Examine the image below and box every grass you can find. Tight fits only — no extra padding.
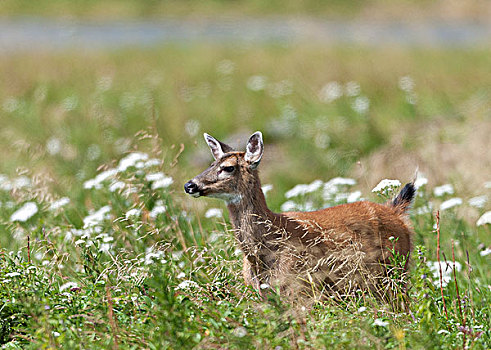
[1,0,489,20]
[1,45,489,195]
[0,44,490,348]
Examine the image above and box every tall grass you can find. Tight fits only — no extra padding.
[0,144,489,348]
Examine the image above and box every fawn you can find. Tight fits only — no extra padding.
[185,132,416,301]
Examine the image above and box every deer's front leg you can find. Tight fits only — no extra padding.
[244,254,274,298]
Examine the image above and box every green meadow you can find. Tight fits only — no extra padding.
[0,43,490,348]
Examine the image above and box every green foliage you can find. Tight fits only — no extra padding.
[0,149,489,348]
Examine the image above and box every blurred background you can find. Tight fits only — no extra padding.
[0,0,490,211]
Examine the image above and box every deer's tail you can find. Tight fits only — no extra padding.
[391,181,416,213]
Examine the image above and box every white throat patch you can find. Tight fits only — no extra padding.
[209,192,243,205]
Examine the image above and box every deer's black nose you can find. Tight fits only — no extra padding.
[184,181,200,196]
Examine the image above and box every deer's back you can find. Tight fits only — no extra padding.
[282,201,413,260]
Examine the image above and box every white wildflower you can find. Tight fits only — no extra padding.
[205,208,223,219]
[83,205,111,228]
[285,184,309,198]
[347,191,362,203]
[109,181,125,192]
[281,201,297,212]
[83,178,99,190]
[319,81,342,103]
[60,282,78,292]
[314,132,330,149]
[13,176,31,189]
[3,97,19,113]
[357,306,366,313]
[415,203,433,215]
[351,96,370,114]
[414,174,428,189]
[480,248,491,257]
[96,75,113,92]
[125,208,141,220]
[74,239,85,246]
[373,319,389,327]
[440,198,462,211]
[87,144,101,161]
[345,81,360,97]
[216,59,235,75]
[71,228,88,237]
[334,192,350,202]
[437,329,450,335]
[62,95,78,111]
[83,168,118,189]
[185,120,200,137]
[152,177,173,189]
[372,179,401,193]
[232,326,248,338]
[208,232,219,243]
[476,211,491,226]
[10,202,38,222]
[103,236,114,243]
[398,76,415,92]
[149,201,166,219]
[94,168,117,183]
[405,92,417,105]
[144,158,161,168]
[145,172,165,182]
[0,174,13,191]
[146,172,173,189]
[118,152,149,172]
[326,177,356,187]
[427,260,462,287]
[433,184,454,197]
[468,195,487,208]
[285,180,323,198]
[145,250,166,265]
[262,184,273,196]
[5,272,21,277]
[171,251,183,260]
[176,280,198,290]
[247,75,267,91]
[49,197,70,211]
[114,138,131,154]
[260,283,270,290]
[99,243,112,253]
[323,177,357,200]
[136,162,145,169]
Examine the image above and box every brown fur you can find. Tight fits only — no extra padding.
[186,134,414,301]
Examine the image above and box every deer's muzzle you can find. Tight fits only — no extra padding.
[184,180,201,197]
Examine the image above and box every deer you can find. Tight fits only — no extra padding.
[184,131,416,301]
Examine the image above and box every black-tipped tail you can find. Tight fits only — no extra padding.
[392,182,416,212]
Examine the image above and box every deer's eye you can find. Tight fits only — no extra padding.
[222,166,235,173]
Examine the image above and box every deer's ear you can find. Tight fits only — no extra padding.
[204,133,234,160]
[245,131,264,169]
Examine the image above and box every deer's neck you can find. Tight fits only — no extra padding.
[226,174,282,253]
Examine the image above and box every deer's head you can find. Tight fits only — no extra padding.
[184,132,264,204]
